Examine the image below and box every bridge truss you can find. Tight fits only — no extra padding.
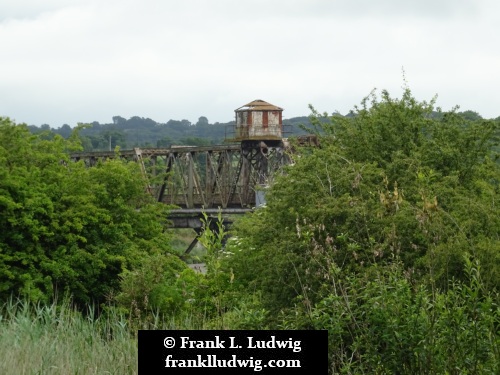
[70,140,291,209]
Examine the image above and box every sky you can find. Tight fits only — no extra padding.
[1,0,499,127]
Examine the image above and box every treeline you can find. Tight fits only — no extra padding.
[27,115,312,151]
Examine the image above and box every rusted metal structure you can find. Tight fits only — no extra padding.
[71,143,289,254]
[226,99,287,142]
[71,143,289,209]
[70,100,295,252]
[72,100,291,209]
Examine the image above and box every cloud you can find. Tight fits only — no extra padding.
[1,0,499,126]
[0,0,89,21]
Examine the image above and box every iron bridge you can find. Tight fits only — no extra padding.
[71,140,291,252]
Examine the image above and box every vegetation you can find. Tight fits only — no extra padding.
[0,299,136,375]
[0,119,185,308]
[1,87,499,374]
[226,89,500,310]
[221,88,500,372]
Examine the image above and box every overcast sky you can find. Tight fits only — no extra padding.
[1,0,499,127]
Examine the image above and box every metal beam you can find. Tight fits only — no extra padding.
[71,142,290,209]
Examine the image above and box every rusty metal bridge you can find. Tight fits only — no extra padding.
[71,140,289,209]
[71,140,291,252]
[69,99,320,253]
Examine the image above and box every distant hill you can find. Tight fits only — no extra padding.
[27,115,314,151]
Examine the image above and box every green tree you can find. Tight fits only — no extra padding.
[0,117,181,306]
[101,129,127,150]
[458,110,483,121]
[195,116,209,126]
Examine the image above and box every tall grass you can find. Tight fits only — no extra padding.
[0,299,137,375]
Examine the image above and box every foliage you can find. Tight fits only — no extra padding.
[195,211,237,328]
[0,117,181,306]
[274,259,498,374]
[213,88,500,372]
[225,88,500,311]
[166,211,271,330]
[114,266,212,331]
[115,253,190,319]
[116,210,248,330]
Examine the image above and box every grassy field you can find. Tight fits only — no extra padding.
[0,299,137,375]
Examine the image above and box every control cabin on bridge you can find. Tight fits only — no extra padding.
[227,99,285,147]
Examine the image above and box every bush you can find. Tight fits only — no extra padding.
[296,259,499,374]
